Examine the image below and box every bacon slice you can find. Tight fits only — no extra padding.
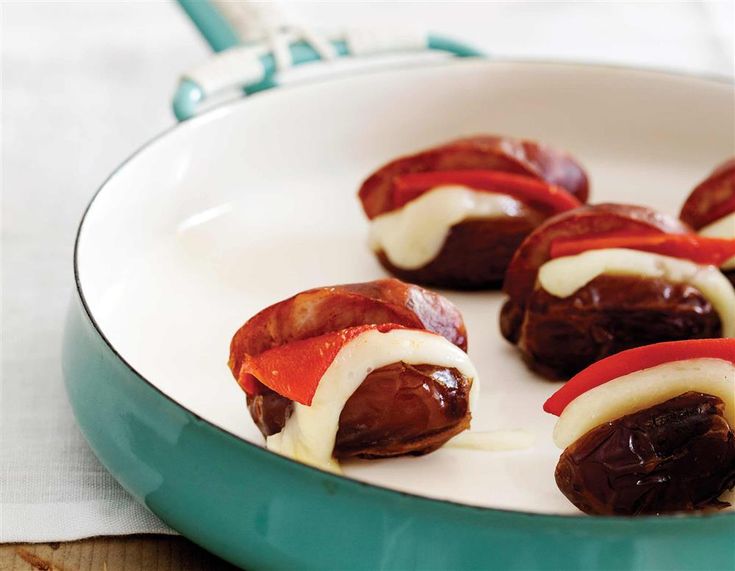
[503,203,691,303]
[680,158,735,230]
[358,135,589,219]
[229,279,467,389]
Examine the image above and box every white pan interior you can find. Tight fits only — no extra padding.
[77,60,735,515]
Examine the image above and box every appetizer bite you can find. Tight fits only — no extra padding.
[680,158,735,285]
[545,339,735,515]
[228,279,478,472]
[500,203,735,379]
[359,136,589,289]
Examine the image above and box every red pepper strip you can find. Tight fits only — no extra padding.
[391,171,581,214]
[550,233,735,267]
[544,338,735,416]
[238,323,406,406]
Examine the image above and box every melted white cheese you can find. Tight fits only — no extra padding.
[266,329,479,473]
[553,358,735,449]
[445,430,536,451]
[699,211,735,270]
[538,248,735,337]
[368,185,525,270]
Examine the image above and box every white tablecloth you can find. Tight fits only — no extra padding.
[1,0,732,543]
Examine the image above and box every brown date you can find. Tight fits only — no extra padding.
[500,275,722,380]
[376,212,545,290]
[247,362,472,459]
[555,392,735,515]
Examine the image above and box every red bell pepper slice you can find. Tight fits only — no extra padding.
[544,338,735,416]
[237,323,406,406]
[391,170,581,214]
[550,234,735,266]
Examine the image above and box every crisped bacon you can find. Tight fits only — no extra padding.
[229,278,467,379]
[680,158,735,230]
[358,135,589,219]
[502,203,691,303]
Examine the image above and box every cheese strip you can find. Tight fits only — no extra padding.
[445,430,535,451]
[553,358,735,449]
[538,248,735,337]
[266,328,479,473]
[369,185,524,269]
[700,211,735,270]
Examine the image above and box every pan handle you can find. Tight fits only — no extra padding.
[172,0,484,121]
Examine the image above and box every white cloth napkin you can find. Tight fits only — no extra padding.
[1,0,732,544]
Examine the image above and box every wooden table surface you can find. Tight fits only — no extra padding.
[0,537,239,571]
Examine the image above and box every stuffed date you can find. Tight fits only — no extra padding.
[500,203,735,379]
[680,158,735,285]
[545,339,735,515]
[228,279,478,471]
[359,135,589,289]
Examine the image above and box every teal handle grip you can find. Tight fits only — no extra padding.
[173,0,484,121]
[178,0,241,53]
